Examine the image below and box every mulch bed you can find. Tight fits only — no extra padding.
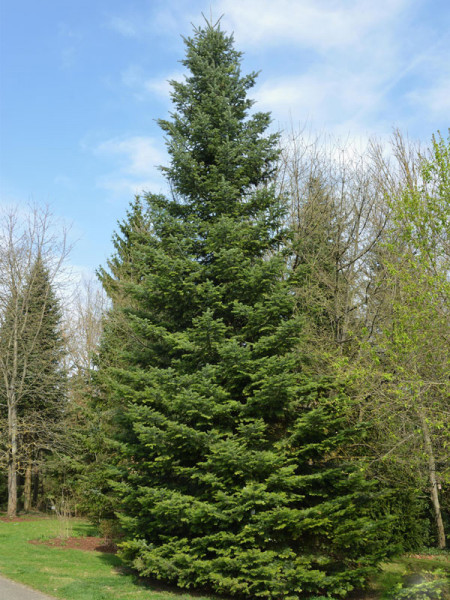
[29,536,117,554]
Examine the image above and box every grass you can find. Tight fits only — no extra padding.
[0,515,215,600]
[0,515,448,599]
[366,553,450,599]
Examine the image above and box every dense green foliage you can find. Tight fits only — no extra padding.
[94,23,394,599]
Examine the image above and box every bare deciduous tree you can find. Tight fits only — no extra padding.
[64,278,108,384]
[0,205,70,517]
[277,129,389,351]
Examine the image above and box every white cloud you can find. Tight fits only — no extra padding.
[218,0,407,51]
[106,1,198,39]
[222,0,447,139]
[97,176,167,197]
[407,77,450,118]
[95,136,166,176]
[425,79,450,116]
[121,66,184,101]
[254,62,392,138]
[107,0,448,144]
[206,0,417,140]
[403,36,450,121]
[92,136,168,197]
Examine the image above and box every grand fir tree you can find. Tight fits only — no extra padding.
[97,22,392,598]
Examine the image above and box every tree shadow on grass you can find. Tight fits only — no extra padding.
[97,552,233,600]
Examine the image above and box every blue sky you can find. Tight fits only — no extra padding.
[1,0,449,279]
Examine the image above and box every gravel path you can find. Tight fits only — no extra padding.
[0,575,57,600]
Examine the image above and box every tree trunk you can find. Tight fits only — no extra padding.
[7,403,18,518]
[419,409,446,549]
[24,461,32,512]
[32,462,40,508]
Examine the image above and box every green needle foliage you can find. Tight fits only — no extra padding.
[96,22,392,599]
[19,256,67,417]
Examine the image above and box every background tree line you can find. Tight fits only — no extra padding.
[0,21,448,599]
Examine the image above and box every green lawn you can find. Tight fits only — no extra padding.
[369,553,450,599]
[0,516,448,600]
[0,516,215,600]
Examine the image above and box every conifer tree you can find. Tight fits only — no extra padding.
[0,254,67,514]
[97,22,392,598]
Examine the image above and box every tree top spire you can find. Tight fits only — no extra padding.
[200,9,224,31]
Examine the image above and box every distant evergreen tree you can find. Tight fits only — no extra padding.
[20,255,66,412]
[289,176,343,338]
[0,255,67,512]
[97,22,392,598]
